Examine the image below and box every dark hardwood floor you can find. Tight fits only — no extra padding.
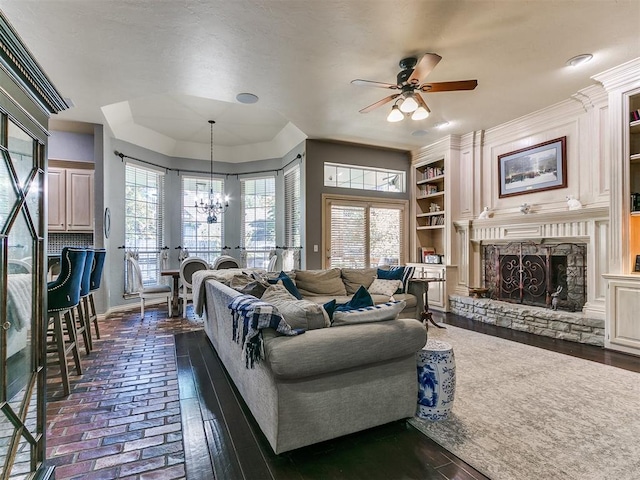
[176,312,640,480]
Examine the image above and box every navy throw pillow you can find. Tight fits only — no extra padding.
[335,285,374,312]
[323,299,337,321]
[267,271,302,300]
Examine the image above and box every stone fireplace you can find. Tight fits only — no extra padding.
[450,207,609,346]
[483,241,586,311]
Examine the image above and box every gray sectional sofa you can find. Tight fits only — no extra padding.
[200,267,427,454]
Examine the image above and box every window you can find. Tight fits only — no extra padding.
[284,165,301,248]
[125,164,164,284]
[325,195,407,268]
[241,177,276,268]
[324,162,405,193]
[181,176,224,264]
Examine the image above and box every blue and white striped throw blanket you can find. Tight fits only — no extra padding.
[228,295,305,368]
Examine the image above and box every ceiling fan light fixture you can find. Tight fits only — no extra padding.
[411,105,430,120]
[399,94,419,113]
[387,105,404,122]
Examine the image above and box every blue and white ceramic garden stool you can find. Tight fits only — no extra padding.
[416,339,456,421]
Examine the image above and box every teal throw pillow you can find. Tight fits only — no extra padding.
[322,299,337,321]
[335,285,374,312]
[267,271,302,300]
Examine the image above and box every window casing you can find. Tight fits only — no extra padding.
[181,176,224,264]
[324,195,407,269]
[124,164,165,284]
[241,176,276,268]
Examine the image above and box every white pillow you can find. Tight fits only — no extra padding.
[368,278,402,298]
[332,300,406,326]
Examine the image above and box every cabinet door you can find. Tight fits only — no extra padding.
[606,277,640,354]
[47,167,66,231]
[66,169,94,231]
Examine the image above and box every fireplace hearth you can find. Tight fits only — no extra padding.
[483,242,586,311]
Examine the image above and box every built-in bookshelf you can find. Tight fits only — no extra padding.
[629,94,640,271]
[415,158,445,258]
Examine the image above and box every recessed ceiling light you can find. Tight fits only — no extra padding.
[236,92,259,104]
[411,130,428,137]
[566,54,593,67]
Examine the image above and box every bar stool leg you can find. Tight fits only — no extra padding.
[51,311,71,397]
[65,309,83,375]
[73,303,92,355]
[80,296,94,351]
[88,292,100,339]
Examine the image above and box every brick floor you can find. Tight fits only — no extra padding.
[46,305,203,480]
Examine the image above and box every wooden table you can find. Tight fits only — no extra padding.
[160,269,180,316]
[409,277,446,329]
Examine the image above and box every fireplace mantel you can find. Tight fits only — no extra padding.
[463,205,609,243]
[452,205,609,321]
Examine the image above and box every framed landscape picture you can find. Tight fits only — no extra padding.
[498,136,567,198]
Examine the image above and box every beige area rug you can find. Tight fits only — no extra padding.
[409,325,640,480]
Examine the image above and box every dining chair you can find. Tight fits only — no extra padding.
[179,257,209,318]
[126,255,172,318]
[46,247,87,397]
[211,255,240,270]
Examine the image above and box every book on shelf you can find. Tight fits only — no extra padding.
[426,184,438,194]
[631,109,640,122]
[421,166,445,180]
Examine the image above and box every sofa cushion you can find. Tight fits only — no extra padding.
[262,285,329,330]
[294,268,346,296]
[392,293,417,309]
[332,300,406,326]
[340,267,377,295]
[368,278,401,298]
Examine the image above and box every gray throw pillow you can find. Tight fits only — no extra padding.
[262,285,329,330]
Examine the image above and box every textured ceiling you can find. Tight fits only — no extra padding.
[1,0,639,161]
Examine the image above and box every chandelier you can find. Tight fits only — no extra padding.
[195,120,229,223]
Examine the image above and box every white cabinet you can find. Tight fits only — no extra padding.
[603,275,640,354]
[48,164,94,232]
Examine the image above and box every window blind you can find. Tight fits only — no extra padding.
[241,176,276,269]
[181,175,224,263]
[326,196,407,269]
[284,165,301,248]
[124,163,165,285]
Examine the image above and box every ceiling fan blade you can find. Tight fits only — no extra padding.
[415,93,430,110]
[420,80,478,93]
[351,79,400,89]
[407,53,442,85]
[359,94,400,113]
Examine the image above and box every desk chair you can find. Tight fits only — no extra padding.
[47,247,86,397]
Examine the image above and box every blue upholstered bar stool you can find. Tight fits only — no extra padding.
[85,248,106,340]
[75,248,95,354]
[47,247,87,397]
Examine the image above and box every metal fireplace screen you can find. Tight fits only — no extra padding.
[483,242,586,311]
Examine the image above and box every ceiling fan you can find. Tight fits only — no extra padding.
[351,53,478,122]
